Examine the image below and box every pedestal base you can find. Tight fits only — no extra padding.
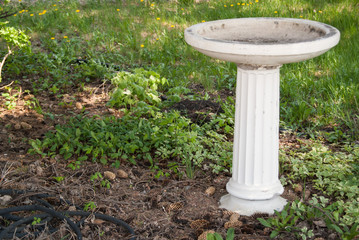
[219,194,287,216]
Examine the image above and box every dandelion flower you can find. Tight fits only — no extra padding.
[14,14,17,16]
[64,36,68,39]
[151,3,154,7]
[224,5,227,7]
[242,3,245,5]
[274,11,278,13]
[117,9,120,11]
[141,0,144,2]
[170,25,174,28]
[140,44,145,48]
[76,10,80,13]
[156,17,160,20]
[55,9,58,11]
[53,4,56,6]
[300,15,303,18]
[255,0,259,2]
[319,10,322,13]
[237,3,240,5]
[156,38,159,41]
[230,4,234,7]
[202,20,205,22]
[51,37,55,40]
[30,14,34,16]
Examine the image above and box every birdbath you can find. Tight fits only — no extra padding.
[184,18,340,215]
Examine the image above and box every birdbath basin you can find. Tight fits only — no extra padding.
[185,18,340,216]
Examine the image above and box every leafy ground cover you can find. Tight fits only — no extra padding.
[0,0,359,239]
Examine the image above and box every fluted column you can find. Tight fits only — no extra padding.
[226,64,284,200]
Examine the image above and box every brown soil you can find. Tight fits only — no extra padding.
[0,81,334,239]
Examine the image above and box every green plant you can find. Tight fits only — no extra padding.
[83,201,97,211]
[1,85,18,109]
[90,172,111,189]
[108,68,167,109]
[206,228,234,240]
[0,21,30,81]
[52,176,64,183]
[31,217,41,226]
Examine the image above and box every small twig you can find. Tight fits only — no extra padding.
[0,80,14,90]
[0,46,12,81]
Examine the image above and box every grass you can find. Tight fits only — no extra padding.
[1,0,359,238]
[5,0,358,140]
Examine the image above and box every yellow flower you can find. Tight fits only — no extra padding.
[181,8,184,10]
[230,4,234,7]
[76,10,80,13]
[25,10,28,12]
[140,44,144,48]
[39,13,42,15]
[202,20,205,22]
[30,14,34,16]
[66,40,70,42]
[64,36,68,39]
[274,11,278,13]
[319,10,322,13]
[51,37,55,40]
[43,10,47,14]
[53,4,56,6]
[224,4,227,7]
[117,9,120,11]
[55,9,58,11]
[14,14,17,16]
[141,0,144,1]
[156,38,159,41]
[151,3,154,7]
[170,25,174,28]
[242,3,245,5]
[237,3,240,5]
[156,17,160,20]
[255,0,259,2]
[300,15,303,18]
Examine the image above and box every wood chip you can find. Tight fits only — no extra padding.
[190,219,210,230]
[224,220,243,229]
[168,202,183,212]
[229,213,240,222]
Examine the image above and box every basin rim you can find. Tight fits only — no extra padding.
[184,17,340,60]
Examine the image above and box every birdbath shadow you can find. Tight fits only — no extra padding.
[185,18,340,216]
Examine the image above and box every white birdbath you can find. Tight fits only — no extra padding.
[184,18,340,215]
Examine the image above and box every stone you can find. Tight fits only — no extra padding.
[116,169,128,179]
[104,171,116,180]
[0,195,12,205]
[205,186,216,196]
[75,102,83,110]
[20,122,32,130]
